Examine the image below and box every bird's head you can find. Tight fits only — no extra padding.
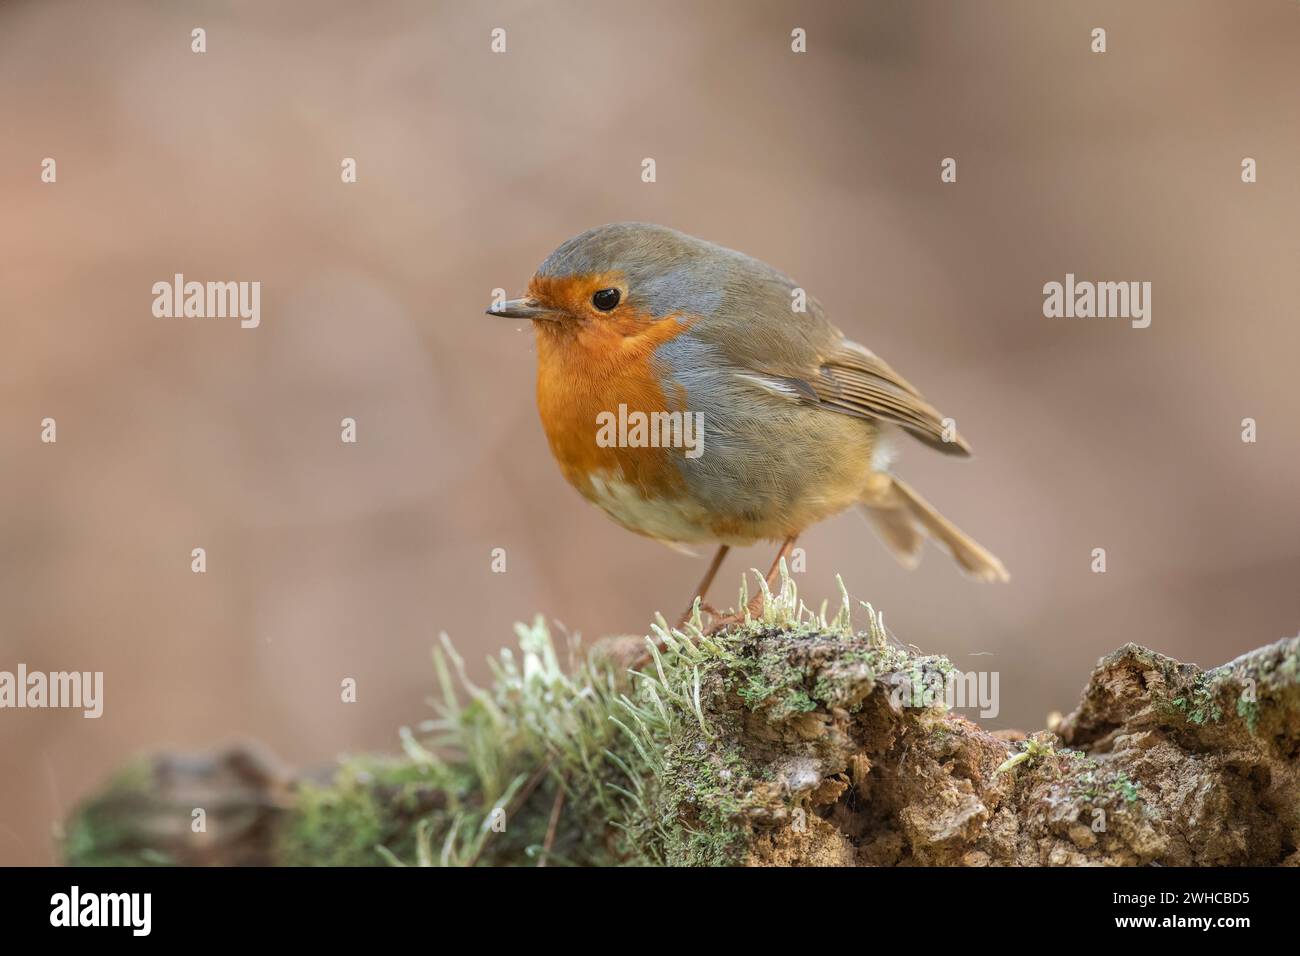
[486,222,732,330]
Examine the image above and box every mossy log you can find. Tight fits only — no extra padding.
[63,576,1300,866]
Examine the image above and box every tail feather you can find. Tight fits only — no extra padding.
[860,476,1009,582]
[862,504,924,569]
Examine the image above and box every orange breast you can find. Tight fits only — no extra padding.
[534,313,692,506]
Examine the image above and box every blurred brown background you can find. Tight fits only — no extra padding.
[2,0,1298,864]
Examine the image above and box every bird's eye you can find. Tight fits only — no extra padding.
[592,288,621,311]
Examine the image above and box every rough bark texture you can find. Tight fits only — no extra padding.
[62,608,1300,867]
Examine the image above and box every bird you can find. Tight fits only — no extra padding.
[487,222,1008,624]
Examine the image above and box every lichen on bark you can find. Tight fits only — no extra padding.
[62,572,1300,867]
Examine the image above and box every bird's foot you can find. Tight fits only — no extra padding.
[700,595,766,635]
[675,601,724,631]
[700,560,788,633]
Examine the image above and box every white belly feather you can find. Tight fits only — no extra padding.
[586,471,713,548]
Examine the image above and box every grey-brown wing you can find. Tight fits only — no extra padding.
[733,339,972,456]
[812,341,971,455]
[690,258,972,455]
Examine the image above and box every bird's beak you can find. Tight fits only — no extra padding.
[486,296,554,320]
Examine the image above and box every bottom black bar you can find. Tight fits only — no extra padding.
[0,865,1289,941]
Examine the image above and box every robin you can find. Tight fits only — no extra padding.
[488,222,1008,623]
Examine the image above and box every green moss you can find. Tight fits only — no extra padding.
[1109,772,1141,804]
[1071,767,1141,806]
[279,765,395,866]
[1236,695,1261,734]
[1170,673,1225,726]
[657,730,754,866]
[737,671,780,710]
[783,689,819,714]
[731,645,822,717]
[995,736,1056,775]
[1198,636,1300,739]
[277,755,471,866]
[61,760,175,866]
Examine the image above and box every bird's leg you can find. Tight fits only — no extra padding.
[744,535,799,619]
[630,545,728,670]
[676,544,729,628]
[764,536,799,589]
